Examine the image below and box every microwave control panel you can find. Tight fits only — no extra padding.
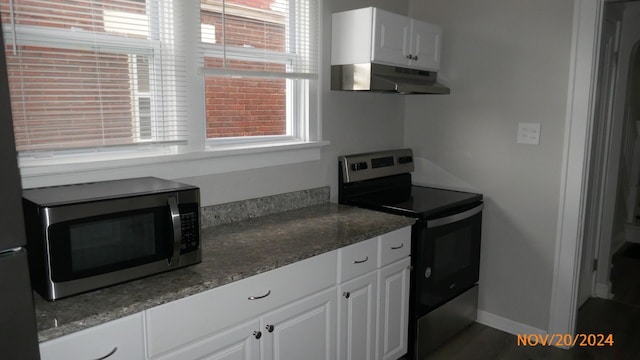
[180,211,199,253]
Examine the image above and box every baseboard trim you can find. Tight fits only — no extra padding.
[594,282,613,299]
[476,310,547,336]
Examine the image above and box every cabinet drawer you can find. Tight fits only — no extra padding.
[378,226,411,267]
[39,313,144,360]
[146,250,337,358]
[338,237,378,283]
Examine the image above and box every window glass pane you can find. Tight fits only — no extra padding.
[205,75,286,138]
[201,0,300,140]
[1,0,150,38]
[201,0,287,55]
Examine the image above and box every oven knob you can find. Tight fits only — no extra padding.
[424,267,432,279]
[398,156,413,164]
[351,162,368,171]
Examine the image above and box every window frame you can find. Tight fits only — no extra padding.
[2,0,324,188]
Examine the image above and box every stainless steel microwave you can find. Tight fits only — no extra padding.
[22,177,201,301]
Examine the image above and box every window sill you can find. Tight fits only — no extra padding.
[20,140,330,189]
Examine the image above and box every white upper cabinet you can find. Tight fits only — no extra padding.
[407,17,442,71]
[332,7,442,71]
[371,9,412,67]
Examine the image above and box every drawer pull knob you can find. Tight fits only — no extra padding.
[343,291,350,299]
[353,256,369,264]
[253,331,262,339]
[391,243,404,250]
[266,324,275,333]
[93,347,118,360]
[248,290,271,300]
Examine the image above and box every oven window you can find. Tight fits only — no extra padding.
[433,227,472,283]
[69,213,157,272]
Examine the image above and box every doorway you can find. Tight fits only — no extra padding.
[581,0,640,309]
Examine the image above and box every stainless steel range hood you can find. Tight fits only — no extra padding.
[331,63,450,95]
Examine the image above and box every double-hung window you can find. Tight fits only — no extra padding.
[1,0,186,154]
[200,0,319,144]
[1,0,321,185]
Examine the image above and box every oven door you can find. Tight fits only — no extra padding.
[415,202,483,313]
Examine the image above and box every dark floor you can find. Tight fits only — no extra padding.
[403,243,640,360]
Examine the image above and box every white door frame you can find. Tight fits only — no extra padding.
[578,4,623,307]
[548,0,605,336]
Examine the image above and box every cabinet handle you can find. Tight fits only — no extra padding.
[413,55,419,61]
[92,347,118,360]
[406,54,412,60]
[352,256,368,264]
[266,324,275,333]
[248,290,271,300]
[391,243,404,250]
[343,291,350,299]
[253,331,262,339]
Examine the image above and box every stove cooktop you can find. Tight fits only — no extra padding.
[347,185,482,220]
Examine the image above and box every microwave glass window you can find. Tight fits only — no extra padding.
[48,207,170,281]
[433,226,471,283]
[69,213,156,272]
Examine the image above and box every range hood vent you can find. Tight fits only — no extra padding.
[331,63,450,95]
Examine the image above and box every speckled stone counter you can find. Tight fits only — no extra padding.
[34,203,414,342]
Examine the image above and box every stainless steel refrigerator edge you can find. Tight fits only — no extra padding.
[0,25,42,359]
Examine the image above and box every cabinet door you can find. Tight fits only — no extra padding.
[337,271,378,360]
[372,8,411,67]
[410,19,442,71]
[146,251,337,358]
[152,319,260,360]
[39,313,144,360]
[377,257,411,360]
[262,287,336,360]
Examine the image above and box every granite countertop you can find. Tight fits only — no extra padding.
[34,203,415,342]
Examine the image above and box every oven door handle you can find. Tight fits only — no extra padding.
[427,203,483,228]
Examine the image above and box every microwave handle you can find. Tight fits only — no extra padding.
[427,203,483,229]
[168,196,182,267]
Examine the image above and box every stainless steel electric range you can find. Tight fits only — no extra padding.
[339,148,483,360]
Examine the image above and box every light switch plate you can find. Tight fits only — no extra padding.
[517,123,541,145]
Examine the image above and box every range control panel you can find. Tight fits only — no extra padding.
[339,148,414,183]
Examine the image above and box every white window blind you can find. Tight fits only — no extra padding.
[200,0,319,79]
[1,0,187,154]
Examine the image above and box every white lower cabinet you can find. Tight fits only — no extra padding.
[337,271,378,360]
[39,313,145,360]
[262,287,336,360]
[155,287,335,360]
[37,226,412,360]
[377,257,411,360]
[153,318,260,360]
[337,226,412,360]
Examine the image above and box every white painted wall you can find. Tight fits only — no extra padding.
[405,0,574,331]
[178,0,410,206]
